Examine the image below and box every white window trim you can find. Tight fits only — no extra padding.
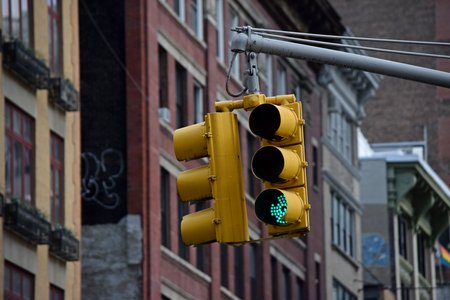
[276,66,286,95]
[176,0,186,22]
[215,0,224,62]
[229,7,239,78]
[194,81,204,123]
[192,0,203,39]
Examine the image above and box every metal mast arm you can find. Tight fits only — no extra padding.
[231,30,450,88]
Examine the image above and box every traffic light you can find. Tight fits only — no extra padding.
[249,96,310,237]
[173,112,249,246]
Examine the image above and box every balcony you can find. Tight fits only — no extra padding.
[48,78,79,112]
[50,228,80,261]
[3,40,50,89]
[4,201,51,245]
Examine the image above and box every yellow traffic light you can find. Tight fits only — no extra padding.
[173,112,249,246]
[249,98,310,237]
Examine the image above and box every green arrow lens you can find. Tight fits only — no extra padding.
[255,189,289,225]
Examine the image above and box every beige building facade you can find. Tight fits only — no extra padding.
[1,1,80,299]
[319,58,380,299]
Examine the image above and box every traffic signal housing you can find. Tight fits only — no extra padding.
[249,97,310,237]
[173,112,249,245]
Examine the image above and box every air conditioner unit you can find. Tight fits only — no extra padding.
[159,107,171,123]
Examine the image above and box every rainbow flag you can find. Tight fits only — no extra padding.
[439,244,450,268]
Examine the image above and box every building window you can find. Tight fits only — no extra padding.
[50,133,64,225]
[160,167,171,248]
[175,63,187,128]
[190,0,203,39]
[315,262,321,300]
[331,192,355,257]
[229,6,239,78]
[312,145,319,188]
[327,98,353,163]
[276,66,286,94]
[398,217,408,259]
[178,200,189,261]
[215,0,224,62]
[235,246,244,298]
[50,285,64,300]
[292,81,302,101]
[158,46,168,108]
[333,280,356,300]
[250,244,259,300]
[194,81,204,123]
[4,261,34,300]
[296,277,304,300]
[400,282,410,300]
[195,202,208,272]
[282,266,291,300]
[266,55,273,96]
[5,101,34,204]
[174,0,185,21]
[417,233,427,276]
[271,256,278,300]
[220,244,229,288]
[48,0,62,75]
[2,0,33,48]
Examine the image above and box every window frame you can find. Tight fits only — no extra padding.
[215,0,224,62]
[193,81,204,123]
[417,233,427,276]
[175,63,187,128]
[174,0,186,22]
[178,198,190,260]
[2,0,33,48]
[398,216,408,259]
[282,266,292,300]
[276,65,286,95]
[50,132,64,226]
[190,0,203,39]
[327,98,353,163]
[48,0,63,75]
[4,261,35,300]
[331,191,355,257]
[158,46,169,108]
[160,167,171,248]
[332,279,356,300]
[50,284,64,300]
[229,6,239,78]
[5,101,35,205]
[234,246,244,298]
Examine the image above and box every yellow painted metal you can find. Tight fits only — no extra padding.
[174,112,249,245]
[251,145,301,183]
[174,122,208,161]
[207,112,249,244]
[249,104,299,142]
[181,208,216,245]
[177,165,212,202]
[214,93,296,112]
[249,98,310,237]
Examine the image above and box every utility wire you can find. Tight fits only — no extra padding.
[256,32,450,60]
[248,27,450,47]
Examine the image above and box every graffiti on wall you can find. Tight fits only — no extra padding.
[82,148,124,209]
[362,233,390,267]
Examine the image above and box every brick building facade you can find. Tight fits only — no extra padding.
[79,0,378,299]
